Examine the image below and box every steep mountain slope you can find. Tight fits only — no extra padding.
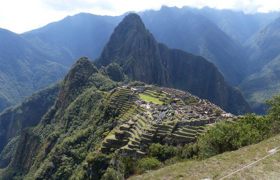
[0,28,66,112]
[247,17,280,72]
[0,56,235,179]
[22,13,121,66]
[97,13,250,115]
[240,55,280,113]
[0,85,59,167]
[240,17,280,113]
[141,7,248,84]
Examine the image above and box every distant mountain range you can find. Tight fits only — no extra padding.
[22,14,121,66]
[184,6,279,44]
[140,7,248,85]
[0,6,279,114]
[0,28,66,111]
[240,17,280,112]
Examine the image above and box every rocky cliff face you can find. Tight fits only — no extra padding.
[97,13,250,115]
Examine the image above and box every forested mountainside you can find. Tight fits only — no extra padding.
[240,17,280,113]
[247,17,280,73]
[0,56,236,179]
[0,28,66,112]
[0,85,59,167]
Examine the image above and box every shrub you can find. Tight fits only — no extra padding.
[85,153,111,179]
[105,63,125,82]
[136,157,161,173]
[120,157,136,177]
[197,121,239,158]
[101,168,123,180]
[197,114,271,158]
[267,95,280,134]
[148,143,177,161]
[178,143,199,159]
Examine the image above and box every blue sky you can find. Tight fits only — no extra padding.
[0,0,279,33]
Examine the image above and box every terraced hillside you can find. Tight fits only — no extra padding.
[100,84,235,157]
[0,57,236,179]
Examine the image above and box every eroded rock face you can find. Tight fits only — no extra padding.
[97,13,250,115]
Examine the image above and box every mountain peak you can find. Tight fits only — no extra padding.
[56,57,97,109]
[120,13,145,31]
[97,13,158,68]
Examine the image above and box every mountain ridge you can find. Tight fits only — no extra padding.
[21,6,268,85]
[0,28,67,112]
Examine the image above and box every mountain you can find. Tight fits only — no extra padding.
[0,85,59,167]
[184,7,279,44]
[22,13,121,66]
[247,17,280,72]
[140,7,250,84]
[97,13,250,115]
[0,56,235,179]
[23,7,255,85]
[240,57,280,113]
[0,28,67,112]
[240,17,280,113]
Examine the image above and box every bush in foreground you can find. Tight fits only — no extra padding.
[136,157,161,173]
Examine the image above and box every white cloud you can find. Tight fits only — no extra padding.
[0,0,279,33]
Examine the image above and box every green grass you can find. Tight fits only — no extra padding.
[139,93,163,105]
[130,134,280,180]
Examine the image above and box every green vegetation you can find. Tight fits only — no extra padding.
[130,133,280,180]
[0,85,60,155]
[198,115,270,158]
[3,57,280,180]
[2,13,280,179]
[0,28,67,112]
[105,63,125,82]
[148,143,177,162]
[130,94,280,178]
[136,157,161,173]
[139,93,163,105]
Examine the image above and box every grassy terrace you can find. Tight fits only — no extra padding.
[139,93,163,105]
[130,134,280,180]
